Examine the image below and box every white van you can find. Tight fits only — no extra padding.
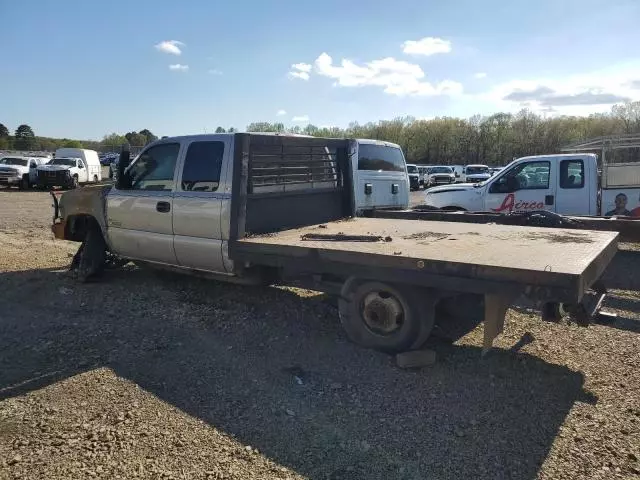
[36,148,102,189]
[352,139,410,214]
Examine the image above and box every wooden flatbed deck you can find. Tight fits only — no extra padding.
[235,218,618,302]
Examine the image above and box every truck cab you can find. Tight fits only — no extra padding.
[424,154,600,215]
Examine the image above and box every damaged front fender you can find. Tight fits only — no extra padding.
[50,185,112,242]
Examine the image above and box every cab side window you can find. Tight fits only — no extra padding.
[560,159,584,189]
[489,161,550,193]
[128,143,180,191]
[180,141,224,192]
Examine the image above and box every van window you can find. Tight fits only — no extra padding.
[560,159,584,189]
[181,141,224,192]
[357,144,405,172]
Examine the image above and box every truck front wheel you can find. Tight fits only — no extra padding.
[19,175,30,190]
[71,226,107,282]
[72,175,79,189]
[338,280,433,353]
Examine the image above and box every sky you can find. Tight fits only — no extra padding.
[1,0,640,140]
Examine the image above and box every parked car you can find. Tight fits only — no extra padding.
[425,166,455,187]
[406,164,421,191]
[462,164,492,183]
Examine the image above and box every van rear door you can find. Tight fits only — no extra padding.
[353,140,409,213]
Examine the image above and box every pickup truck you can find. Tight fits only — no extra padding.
[51,133,618,355]
[37,148,102,189]
[0,155,48,189]
[424,153,640,217]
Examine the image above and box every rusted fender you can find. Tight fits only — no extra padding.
[53,185,112,240]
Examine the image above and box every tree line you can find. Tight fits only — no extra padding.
[2,101,639,165]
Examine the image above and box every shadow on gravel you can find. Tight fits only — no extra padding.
[0,267,595,480]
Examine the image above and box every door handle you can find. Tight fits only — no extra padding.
[156,201,171,213]
[545,195,554,206]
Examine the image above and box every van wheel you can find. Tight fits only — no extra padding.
[93,175,98,183]
[19,175,30,190]
[338,280,432,353]
[71,226,107,282]
[72,175,79,189]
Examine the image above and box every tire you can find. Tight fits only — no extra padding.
[71,175,79,189]
[93,175,98,183]
[73,226,107,282]
[338,280,431,353]
[19,175,30,190]
[541,302,570,323]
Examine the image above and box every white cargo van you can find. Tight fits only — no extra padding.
[37,148,102,189]
[352,139,410,213]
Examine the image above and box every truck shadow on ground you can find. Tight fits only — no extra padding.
[0,267,597,480]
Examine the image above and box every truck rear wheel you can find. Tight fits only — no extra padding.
[338,280,432,353]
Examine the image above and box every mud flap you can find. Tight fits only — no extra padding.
[482,293,514,355]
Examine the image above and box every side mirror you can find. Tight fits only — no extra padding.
[115,144,132,189]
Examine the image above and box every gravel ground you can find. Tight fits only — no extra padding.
[0,189,639,480]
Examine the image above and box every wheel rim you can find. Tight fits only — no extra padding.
[360,290,404,335]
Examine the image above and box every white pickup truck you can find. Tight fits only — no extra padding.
[0,155,48,189]
[51,134,618,355]
[37,148,102,189]
[424,153,640,217]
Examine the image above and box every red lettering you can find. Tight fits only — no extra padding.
[492,193,515,212]
[492,194,546,213]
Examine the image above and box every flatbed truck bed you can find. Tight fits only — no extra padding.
[235,217,617,305]
[368,208,640,243]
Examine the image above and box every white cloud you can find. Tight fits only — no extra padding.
[483,62,640,115]
[169,64,189,71]
[474,72,487,79]
[208,69,222,75]
[288,62,312,80]
[292,115,310,123]
[313,52,463,97]
[401,37,452,56]
[155,40,184,56]
[276,109,287,116]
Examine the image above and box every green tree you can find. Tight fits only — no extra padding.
[215,126,226,133]
[61,139,83,148]
[102,133,128,149]
[138,129,157,144]
[14,124,36,150]
[0,123,9,138]
[228,127,236,133]
[125,131,147,146]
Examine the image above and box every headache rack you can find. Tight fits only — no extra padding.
[249,143,341,193]
[229,134,353,238]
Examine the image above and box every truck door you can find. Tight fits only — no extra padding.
[106,142,181,264]
[554,158,589,215]
[76,160,88,183]
[172,138,228,273]
[484,159,556,213]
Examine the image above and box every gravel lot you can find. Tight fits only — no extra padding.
[0,189,638,480]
